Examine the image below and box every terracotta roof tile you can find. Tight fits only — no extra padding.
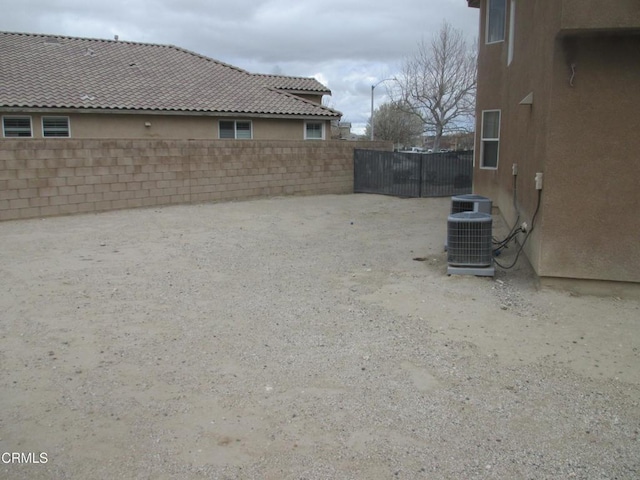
[0,31,341,118]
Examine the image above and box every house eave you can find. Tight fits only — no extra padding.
[467,0,480,8]
[0,106,341,120]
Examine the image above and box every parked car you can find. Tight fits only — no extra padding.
[399,147,426,153]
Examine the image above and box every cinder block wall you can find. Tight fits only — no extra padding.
[0,139,390,221]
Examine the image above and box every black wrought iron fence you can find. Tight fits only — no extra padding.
[354,149,473,198]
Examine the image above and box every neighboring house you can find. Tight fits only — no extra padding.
[0,31,341,140]
[332,121,362,141]
[467,0,640,288]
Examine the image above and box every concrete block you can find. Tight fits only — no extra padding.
[38,186,59,197]
[49,196,69,206]
[9,198,30,209]
[0,209,21,221]
[94,201,112,211]
[38,205,61,217]
[17,207,39,219]
[59,186,77,196]
[85,193,104,203]
[76,185,95,194]
[47,177,67,187]
[18,188,38,199]
[68,194,86,204]
[59,204,79,215]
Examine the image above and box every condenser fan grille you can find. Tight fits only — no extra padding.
[447,212,493,267]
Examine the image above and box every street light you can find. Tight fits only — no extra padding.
[370,78,394,141]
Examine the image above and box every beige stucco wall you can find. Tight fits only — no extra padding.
[2,112,333,141]
[473,0,560,274]
[472,0,640,284]
[561,0,640,32]
[543,34,640,282]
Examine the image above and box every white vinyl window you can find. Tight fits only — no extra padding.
[304,121,324,140]
[486,0,506,44]
[480,110,500,169]
[219,120,252,139]
[2,116,33,137]
[42,116,70,137]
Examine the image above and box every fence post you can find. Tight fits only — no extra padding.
[418,154,423,198]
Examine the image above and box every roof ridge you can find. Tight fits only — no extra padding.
[0,30,166,47]
[0,30,250,75]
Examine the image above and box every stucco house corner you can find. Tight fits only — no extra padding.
[467,0,640,294]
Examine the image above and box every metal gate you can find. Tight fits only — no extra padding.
[354,149,473,198]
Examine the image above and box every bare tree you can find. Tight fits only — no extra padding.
[365,101,424,147]
[393,21,477,151]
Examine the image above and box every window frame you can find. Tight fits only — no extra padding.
[480,110,501,170]
[2,115,33,138]
[486,0,507,44]
[42,116,71,138]
[507,0,516,65]
[304,120,325,140]
[218,120,253,140]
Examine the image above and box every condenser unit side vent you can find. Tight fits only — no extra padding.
[451,194,492,214]
[451,200,475,214]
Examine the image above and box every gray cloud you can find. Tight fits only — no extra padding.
[0,0,479,133]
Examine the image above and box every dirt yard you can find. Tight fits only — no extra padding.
[1,194,638,479]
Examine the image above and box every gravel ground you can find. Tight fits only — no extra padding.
[1,194,639,479]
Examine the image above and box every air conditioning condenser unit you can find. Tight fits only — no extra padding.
[445,194,492,252]
[447,211,495,276]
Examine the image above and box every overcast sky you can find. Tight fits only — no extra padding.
[0,0,479,134]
